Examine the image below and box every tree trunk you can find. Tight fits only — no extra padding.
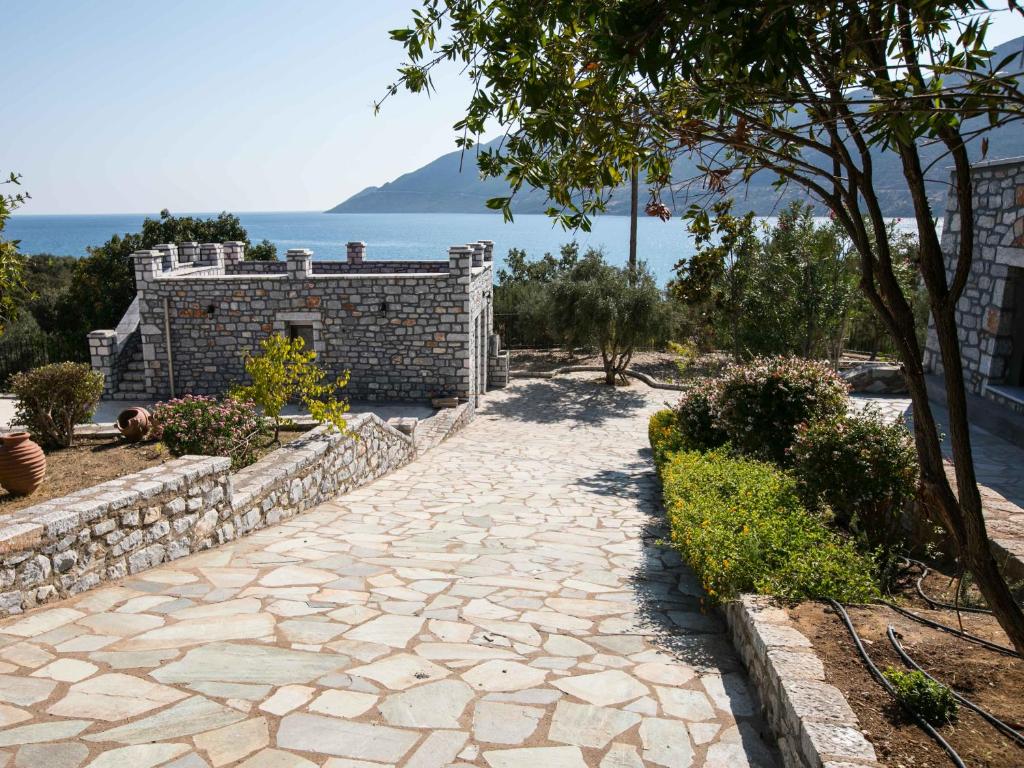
[629,160,639,274]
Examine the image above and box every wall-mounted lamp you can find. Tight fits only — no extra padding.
[378,301,389,316]
[206,304,217,317]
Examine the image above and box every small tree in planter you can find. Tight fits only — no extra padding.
[551,254,664,385]
[11,362,104,448]
[231,333,350,442]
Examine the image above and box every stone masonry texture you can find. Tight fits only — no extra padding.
[923,156,1024,412]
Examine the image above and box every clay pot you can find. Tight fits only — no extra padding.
[117,407,151,443]
[0,432,46,496]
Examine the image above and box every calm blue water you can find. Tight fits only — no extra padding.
[7,211,694,284]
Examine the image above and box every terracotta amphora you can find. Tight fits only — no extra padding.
[117,407,151,443]
[0,432,46,496]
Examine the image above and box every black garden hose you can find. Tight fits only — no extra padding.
[826,599,967,768]
[883,600,1023,660]
[904,557,992,615]
[886,625,1024,750]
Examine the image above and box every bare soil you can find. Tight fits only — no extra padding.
[789,567,1024,768]
[0,429,309,513]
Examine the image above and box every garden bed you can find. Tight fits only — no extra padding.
[789,566,1024,768]
[0,430,308,514]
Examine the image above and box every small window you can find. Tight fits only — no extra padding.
[288,324,315,352]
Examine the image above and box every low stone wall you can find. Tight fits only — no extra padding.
[0,412,421,618]
[722,595,879,768]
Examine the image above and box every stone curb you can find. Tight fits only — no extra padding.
[721,595,879,768]
[510,365,687,391]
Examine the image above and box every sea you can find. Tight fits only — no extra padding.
[5,210,923,286]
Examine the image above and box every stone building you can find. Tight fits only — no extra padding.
[89,240,510,403]
[924,155,1024,422]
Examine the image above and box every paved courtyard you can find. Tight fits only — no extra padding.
[0,376,776,768]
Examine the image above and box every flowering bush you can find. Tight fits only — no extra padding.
[713,356,849,463]
[151,395,265,469]
[791,409,918,577]
[660,448,878,603]
[649,410,685,468]
[673,383,728,453]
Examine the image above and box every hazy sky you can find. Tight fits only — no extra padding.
[5,2,1024,215]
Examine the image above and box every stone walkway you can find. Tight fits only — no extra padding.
[0,376,776,768]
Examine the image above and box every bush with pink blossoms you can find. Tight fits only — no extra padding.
[151,395,266,469]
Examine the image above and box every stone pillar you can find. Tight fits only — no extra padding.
[223,241,245,266]
[133,250,162,290]
[346,241,366,266]
[287,248,313,278]
[199,243,225,270]
[179,241,199,265]
[448,245,472,284]
[470,243,485,269]
[154,244,178,273]
[87,330,118,397]
[480,239,495,263]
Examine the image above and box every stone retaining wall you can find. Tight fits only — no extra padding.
[0,411,423,619]
[722,595,879,768]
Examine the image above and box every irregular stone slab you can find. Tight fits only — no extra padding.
[483,746,588,768]
[194,716,269,767]
[552,671,648,707]
[701,672,755,717]
[276,713,419,762]
[117,614,275,650]
[414,642,520,661]
[0,704,30,729]
[278,620,347,645]
[633,662,695,687]
[14,742,88,768]
[0,675,56,706]
[638,717,694,767]
[547,700,640,749]
[348,653,449,690]
[462,660,547,692]
[88,649,180,670]
[654,686,715,721]
[163,754,212,768]
[344,615,424,648]
[308,690,377,718]
[404,730,468,768]
[0,720,90,747]
[30,659,98,683]
[152,643,348,685]
[259,685,316,716]
[84,743,191,768]
[77,613,164,637]
[543,636,596,657]
[469,619,542,646]
[237,749,318,768]
[473,701,544,745]
[379,679,473,728]
[544,598,629,618]
[85,696,247,744]
[1,608,84,637]
[599,743,644,768]
[259,566,337,587]
[188,682,272,701]
[47,673,187,721]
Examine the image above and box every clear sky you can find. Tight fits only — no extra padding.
[4,2,1024,216]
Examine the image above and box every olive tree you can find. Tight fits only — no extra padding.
[383,1,1024,650]
[551,255,664,385]
[0,173,29,336]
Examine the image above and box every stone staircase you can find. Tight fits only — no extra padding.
[114,343,148,399]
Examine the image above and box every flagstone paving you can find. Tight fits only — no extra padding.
[0,376,777,767]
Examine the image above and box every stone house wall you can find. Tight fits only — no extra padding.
[924,156,1024,411]
[0,411,424,618]
[125,241,498,402]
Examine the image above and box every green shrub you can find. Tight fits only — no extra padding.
[883,667,958,725]
[10,362,104,448]
[714,356,848,463]
[151,395,266,469]
[660,449,878,603]
[649,410,686,468]
[791,409,918,576]
[674,384,728,452]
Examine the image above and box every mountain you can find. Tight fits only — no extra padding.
[328,36,1024,217]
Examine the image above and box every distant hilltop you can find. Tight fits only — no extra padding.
[328,36,1024,218]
